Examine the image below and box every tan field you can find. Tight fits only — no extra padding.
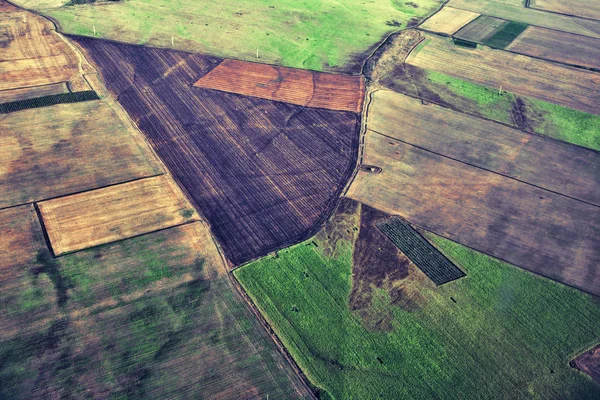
[346,131,600,296]
[506,26,600,70]
[448,0,600,39]
[38,175,199,255]
[368,90,600,206]
[0,82,69,103]
[530,0,600,21]
[419,7,480,35]
[0,7,93,91]
[0,205,45,274]
[406,34,600,115]
[0,100,163,208]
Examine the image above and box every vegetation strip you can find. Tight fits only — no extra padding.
[0,91,99,113]
[377,217,465,285]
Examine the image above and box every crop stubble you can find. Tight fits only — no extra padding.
[530,0,600,21]
[346,132,600,296]
[194,59,365,113]
[38,175,198,255]
[419,6,481,35]
[0,100,163,208]
[73,37,360,265]
[506,26,600,70]
[406,34,600,115]
[369,90,600,206]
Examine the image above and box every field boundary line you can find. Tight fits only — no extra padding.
[0,81,69,93]
[369,128,600,209]
[32,203,56,257]
[0,172,164,213]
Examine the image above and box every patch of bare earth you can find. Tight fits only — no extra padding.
[571,344,600,384]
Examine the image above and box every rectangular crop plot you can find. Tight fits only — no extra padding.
[0,82,69,103]
[454,16,528,49]
[377,218,465,285]
[194,59,365,113]
[38,175,199,255]
[448,0,600,39]
[406,34,600,115]
[420,7,480,35]
[346,132,600,296]
[0,205,46,273]
[0,91,100,113]
[368,90,600,206]
[506,26,600,70]
[530,0,600,21]
[0,100,163,208]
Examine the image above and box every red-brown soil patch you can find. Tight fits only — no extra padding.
[194,59,365,113]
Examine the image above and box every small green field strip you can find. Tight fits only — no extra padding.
[482,21,529,49]
[0,91,100,113]
[377,218,466,285]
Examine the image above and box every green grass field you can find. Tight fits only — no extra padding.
[234,204,600,399]
[21,0,443,72]
[0,223,308,399]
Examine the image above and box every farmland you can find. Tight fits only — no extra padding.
[419,6,480,35]
[0,82,69,103]
[530,0,600,21]
[448,0,600,38]
[0,5,93,91]
[453,17,528,49]
[506,26,600,70]
[38,175,198,255]
[194,59,365,113]
[406,34,600,115]
[0,100,163,208]
[368,90,600,206]
[73,37,361,265]
[16,0,444,73]
[346,132,600,296]
[379,63,600,151]
[572,345,600,384]
[235,200,600,399]
[0,220,311,398]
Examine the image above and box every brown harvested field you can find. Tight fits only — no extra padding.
[74,37,360,265]
[368,90,600,206]
[346,132,600,296]
[572,344,600,384]
[406,34,600,115]
[0,82,69,103]
[506,26,600,70]
[448,0,600,38]
[453,16,508,43]
[0,7,93,91]
[38,175,198,256]
[419,6,480,35]
[0,220,311,398]
[0,205,45,274]
[194,59,365,113]
[530,0,600,21]
[0,100,163,208]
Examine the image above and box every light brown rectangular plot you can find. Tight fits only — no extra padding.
[420,7,480,35]
[0,100,163,208]
[194,59,365,113]
[0,82,69,103]
[406,34,600,115]
[346,132,600,296]
[369,90,600,206]
[38,175,199,256]
[530,0,600,21]
[506,26,600,70]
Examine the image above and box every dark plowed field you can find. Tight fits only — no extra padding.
[73,37,360,265]
[377,217,465,285]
